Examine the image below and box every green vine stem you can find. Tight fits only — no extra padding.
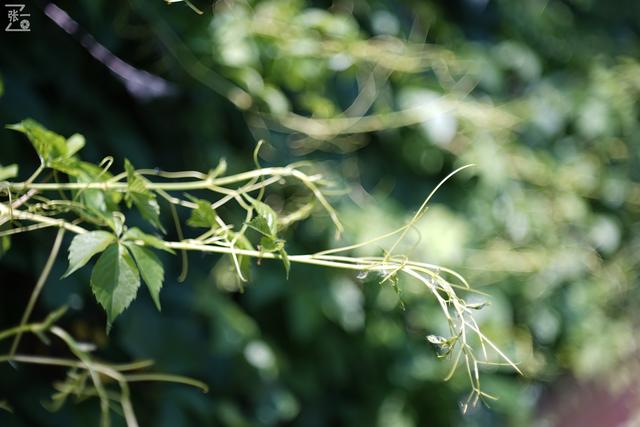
[0,121,521,423]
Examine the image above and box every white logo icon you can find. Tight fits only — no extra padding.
[5,4,30,32]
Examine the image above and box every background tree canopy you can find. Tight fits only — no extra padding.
[1,0,640,426]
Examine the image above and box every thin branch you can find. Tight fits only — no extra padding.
[8,227,66,358]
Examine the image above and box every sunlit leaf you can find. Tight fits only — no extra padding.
[6,120,87,167]
[90,244,140,329]
[249,216,273,239]
[130,192,162,229]
[7,119,68,164]
[249,198,278,235]
[125,243,164,311]
[63,231,116,277]
[246,197,290,277]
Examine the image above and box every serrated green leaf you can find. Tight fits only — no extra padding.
[125,243,164,311]
[246,197,290,277]
[249,198,278,235]
[124,159,164,231]
[122,227,173,253]
[124,161,147,195]
[186,196,218,228]
[7,119,68,164]
[131,192,162,229]
[257,236,289,278]
[90,244,140,329]
[63,231,115,278]
[8,120,87,175]
[0,164,18,181]
[249,216,274,239]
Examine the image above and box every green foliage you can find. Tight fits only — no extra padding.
[7,119,72,165]
[186,196,218,229]
[125,243,164,311]
[90,243,141,330]
[2,0,640,426]
[124,159,164,232]
[64,231,115,278]
[73,162,122,216]
[248,197,290,277]
[1,118,504,424]
[65,226,166,321]
[426,334,458,358]
[249,198,278,237]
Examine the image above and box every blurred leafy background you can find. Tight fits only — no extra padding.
[1,0,640,426]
